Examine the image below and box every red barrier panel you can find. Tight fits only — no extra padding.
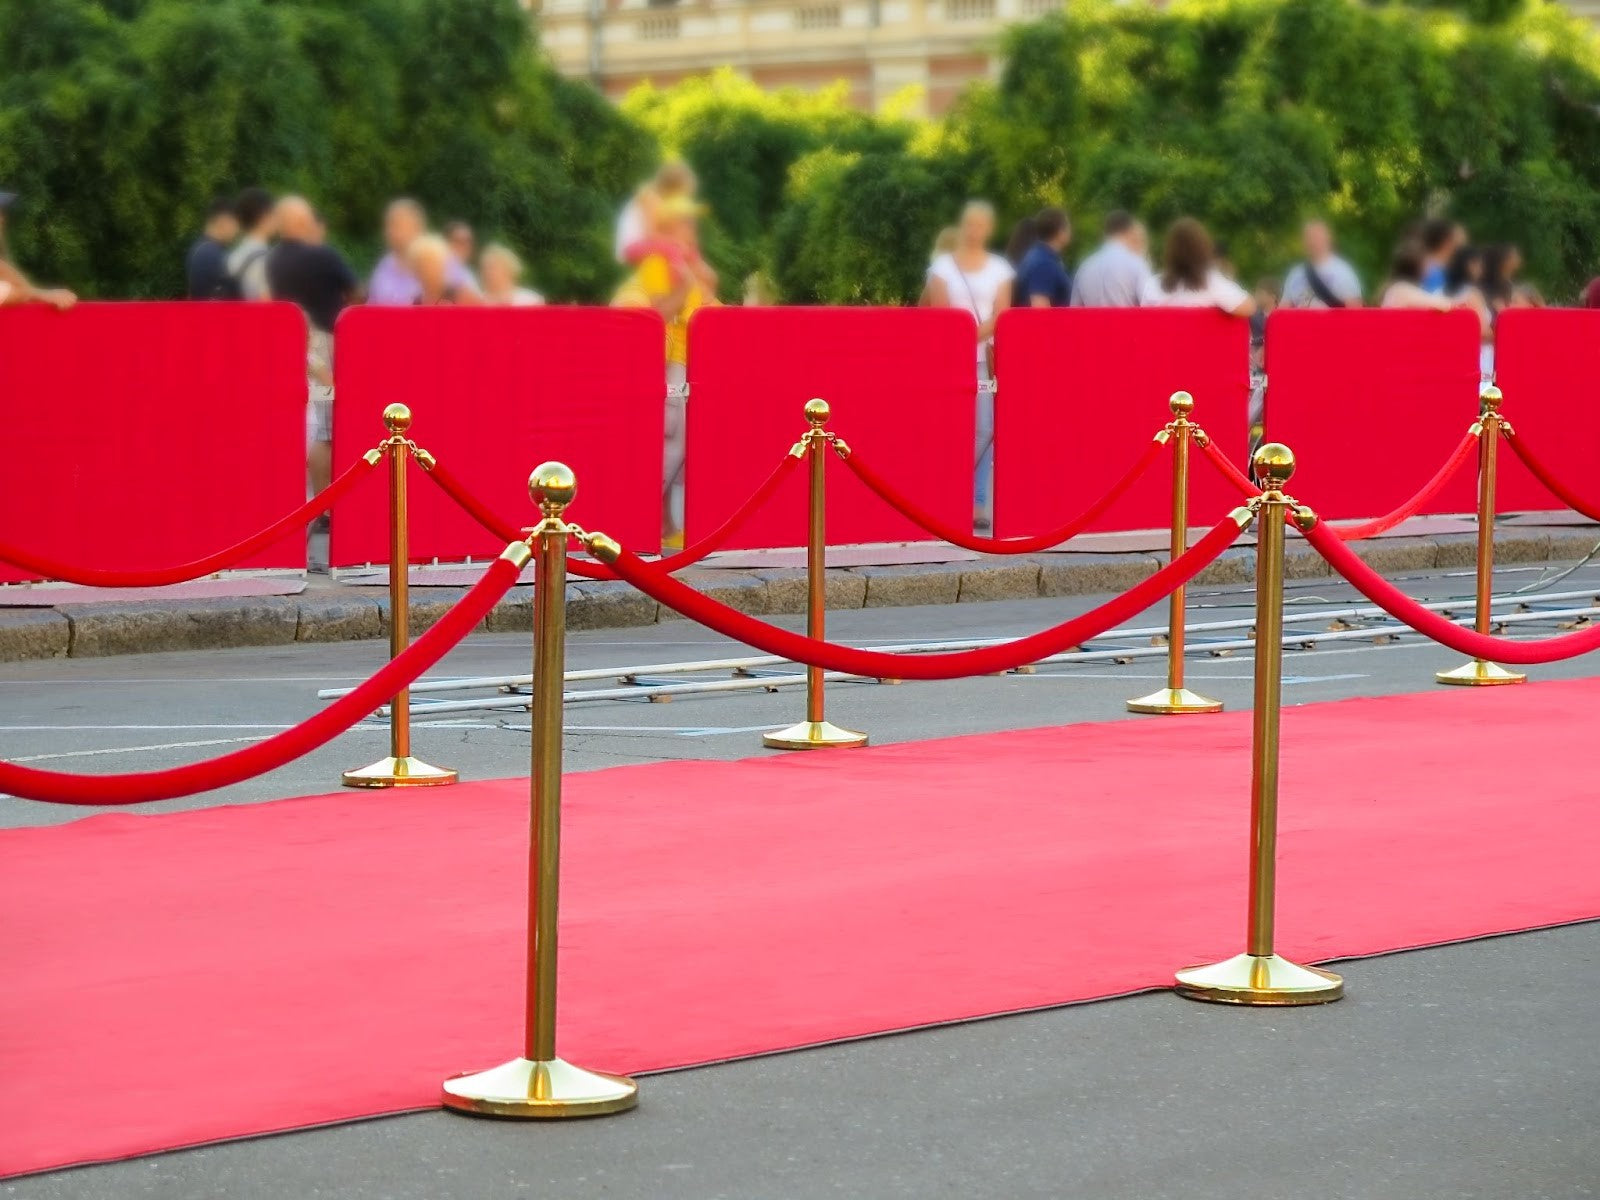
[1492,308,1600,514]
[684,307,977,549]
[1264,309,1482,521]
[992,309,1251,535]
[330,307,666,567]
[0,302,308,584]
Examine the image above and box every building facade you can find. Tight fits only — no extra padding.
[531,0,1600,116]
[531,0,1064,114]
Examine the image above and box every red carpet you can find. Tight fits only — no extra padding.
[5,679,1600,1176]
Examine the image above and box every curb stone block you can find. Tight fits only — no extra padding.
[0,609,70,660]
[853,563,965,608]
[1038,554,1160,597]
[958,563,1041,603]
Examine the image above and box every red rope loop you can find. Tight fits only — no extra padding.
[595,512,1249,681]
[425,452,802,581]
[1504,431,1600,524]
[0,552,524,805]
[1198,439,1260,499]
[1327,429,1480,542]
[843,436,1167,554]
[1303,520,1600,664]
[0,456,379,588]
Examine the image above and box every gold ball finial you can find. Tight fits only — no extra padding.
[1252,442,1296,489]
[529,461,577,514]
[1169,391,1195,417]
[1480,384,1503,415]
[804,398,830,427]
[382,403,412,434]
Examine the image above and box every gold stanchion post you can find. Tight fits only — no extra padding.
[343,403,458,787]
[443,463,639,1118]
[1436,386,1526,686]
[764,398,868,750]
[1174,443,1344,1006]
[1128,391,1224,714]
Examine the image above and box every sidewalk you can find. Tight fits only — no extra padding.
[1,518,1594,662]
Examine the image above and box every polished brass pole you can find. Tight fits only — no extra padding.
[343,403,458,787]
[1437,386,1525,686]
[1174,443,1343,1006]
[764,398,867,750]
[442,463,639,1118]
[1129,392,1223,715]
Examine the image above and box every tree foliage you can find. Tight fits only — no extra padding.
[0,0,654,299]
[2,0,1597,304]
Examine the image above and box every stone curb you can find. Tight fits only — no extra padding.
[1,531,1593,662]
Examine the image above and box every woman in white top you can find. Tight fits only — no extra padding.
[480,243,545,307]
[921,200,1014,528]
[1138,218,1255,317]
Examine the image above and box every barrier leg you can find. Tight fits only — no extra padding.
[1437,386,1526,686]
[344,403,458,787]
[1129,391,1223,715]
[443,463,639,1118]
[765,399,868,750]
[1175,444,1343,1006]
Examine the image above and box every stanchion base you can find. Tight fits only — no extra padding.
[1435,659,1526,687]
[1175,953,1344,1006]
[1126,687,1224,715]
[762,720,869,750]
[341,756,459,788]
[442,1057,639,1119]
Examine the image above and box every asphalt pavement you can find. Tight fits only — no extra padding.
[3,559,1599,1197]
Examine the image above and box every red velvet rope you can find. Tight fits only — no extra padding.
[1504,432,1600,524]
[598,513,1247,680]
[1304,520,1600,664]
[0,456,378,588]
[1198,432,1481,542]
[1199,439,1259,498]
[0,554,522,805]
[843,436,1166,554]
[426,452,802,581]
[1328,430,1479,542]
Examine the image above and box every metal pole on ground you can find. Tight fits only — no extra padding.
[1174,443,1344,1007]
[1128,391,1224,715]
[1437,385,1526,686]
[764,398,868,750]
[442,462,639,1118]
[343,403,458,787]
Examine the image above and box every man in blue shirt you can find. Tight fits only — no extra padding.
[1012,207,1072,307]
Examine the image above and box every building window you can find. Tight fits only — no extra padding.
[794,4,842,29]
[1019,0,1058,14]
[638,12,680,38]
[944,0,995,19]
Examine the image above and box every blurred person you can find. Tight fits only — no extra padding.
[1445,245,1494,378]
[1282,219,1363,309]
[0,191,75,309]
[1379,241,1453,310]
[479,243,544,306]
[616,160,698,264]
[922,200,1013,528]
[409,234,480,306]
[266,196,360,496]
[368,198,475,306]
[612,194,714,542]
[1585,269,1600,308]
[1003,215,1038,269]
[224,187,276,300]
[742,272,778,306]
[1419,218,1464,293]
[1481,244,1532,315]
[1139,217,1254,317]
[445,220,481,291]
[1070,210,1151,307]
[917,227,960,303]
[186,198,240,299]
[1012,207,1073,308]
[1248,277,1279,438]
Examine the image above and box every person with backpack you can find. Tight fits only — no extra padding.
[1281,220,1363,309]
[223,187,275,301]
